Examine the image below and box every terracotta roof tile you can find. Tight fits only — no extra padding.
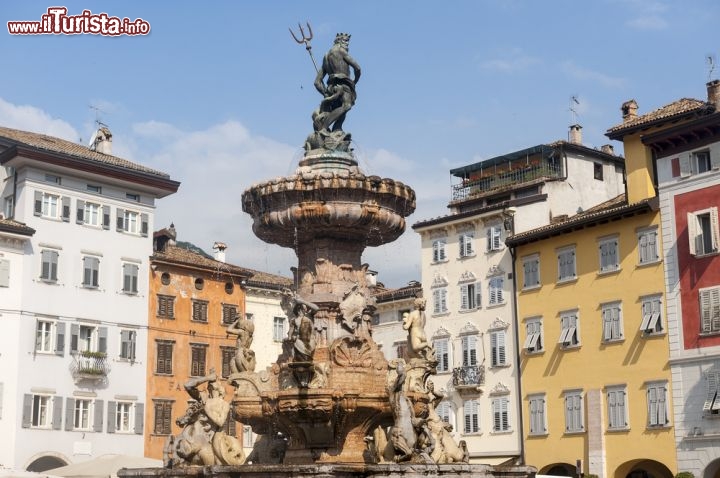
[606,98,708,135]
[0,217,35,236]
[152,245,252,277]
[243,268,293,289]
[373,284,422,302]
[0,126,170,178]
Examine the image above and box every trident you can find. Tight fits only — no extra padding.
[289,22,319,73]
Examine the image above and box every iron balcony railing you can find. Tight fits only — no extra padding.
[452,364,485,388]
[71,350,110,378]
[452,162,563,201]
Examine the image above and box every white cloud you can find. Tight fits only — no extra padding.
[626,15,668,30]
[0,97,79,141]
[560,61,626,88]
[480,56,541,73]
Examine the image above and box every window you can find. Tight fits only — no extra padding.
[222,304,238,324]
[0,258,8,288]
[157,295,175,318]
[459,233,475,258]
[522,255,540,289]
[153,400,173,435]
[559,311,579,347]
[70,324,107,354]
[155,341,173,375]
[31,394,53,428]
[82,256,100,288]
[126,193,140,202]
[4,194,14,218]
[116,402,133,432]
[694,150,712,173]
[35,320,55,353]
[704,371,720,415]
[640,296,663,334]
[87,184,102,194]
[638,228,660,264]
[74,399,92,430]
[221,347,237,378]
[599,237,619,273]
[557,247,577,281]
[434,338,450,372]
[528,395,546,435]
[80,201,102,227]
[41,193,59,218]
[397,309,411,322]
[564,391,584,432]
[273,317,285,342]
[45,174,61,184]
[40,250,59,282]
[436,401,453,427]
[123,263,139,294]
[593,162,603,181]
[607,386,628,430]
[486,225,502,252]
[396,343,407,360]
[33,191,69,221]
[700,286,720,334]
[120,330,137,360]
[488,277,504,305]
[118,209,138,234]
[688,208,719,256]
[463,400,480,434]
[461,335,478,366]
[647,383,669,427]
[243,425,254,448]
[194,278,204,290]
[601,302,623,342]
[524,318,543,353]
[492,397,510,432]
[191,300,208,323]
[432,288,448,314]
[459,282,481,310]
[490,330,506,367]
[432,239,447,262]
[190,344,208,377]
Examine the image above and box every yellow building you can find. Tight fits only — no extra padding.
[507,194,675,478]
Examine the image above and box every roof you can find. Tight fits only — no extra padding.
[243,267,293,290]
[413,201,510,230]
[152,244,253,278]
[0,126,170,177]
[606,98,712,138]
[0,217,35,236]
[506,194,658,247]
[373,283,422,303]
[450,140,622,178]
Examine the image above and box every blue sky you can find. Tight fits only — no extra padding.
[2,0,719,287]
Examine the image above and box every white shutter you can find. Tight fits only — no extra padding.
[688,213,698,256]
[701,289,713,333]
[712,288,720,333]
[704,373,718,411]
[710,207,720,253]
[602,308,613,341]
[680,153,692,177]
[460,285,469,310]
[648,231,658,260]
[648,387,658,426]
[474,282,482,308]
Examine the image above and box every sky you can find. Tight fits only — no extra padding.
[2,0,720,288]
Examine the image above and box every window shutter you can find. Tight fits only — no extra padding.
[141,214,149,237]
[648,232,658,260]
[22,394,32,428]
[704,373,718,411]
[76,200,85,224]
[486,228,492,252]
[603,309,613,341]
[711,288,720,333]
[688,213,698,255]
[52,396,63,430]
[34,191,43,216]
[432,241,439,262]
[107,401,116,433]
[475,282,482,308]
[116,208,125,231]
[61,196,70,222]
[98,327,108,353]
[492,399,499,431]
[498,331,506,364]
[710,207,720,253]
[65,398,74,431]
[680,153,692,177]
[700,290,713,333]
[0,259,8,287]
[55,322,65,356]
[460,285,469,310]
[134,402,144,434]
[41,250,50,279]
[93,400,104,432]
[83,257,92,286]
[70,324,79,353]
[50,251,58,281]
[102,206,110,229]
[648,387,658,426]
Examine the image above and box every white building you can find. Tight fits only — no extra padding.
[371,280,423,361]
[412,131,625,464]
[0,126,178,471]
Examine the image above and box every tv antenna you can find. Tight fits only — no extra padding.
[88,104,108,128]
[569,95,580,124]
[707,54,717,81]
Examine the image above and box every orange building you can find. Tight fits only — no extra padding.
[144,226,252,459]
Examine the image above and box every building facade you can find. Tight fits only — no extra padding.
[412,133,624,464]
[0,126,178,471]
[616,81,720,478]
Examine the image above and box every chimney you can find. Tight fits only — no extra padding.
[213,242,227,263]
[89,126,113,155]
[568,124,583,145]
[621,100,638,123]
[707,80,720,109]
[600,144,615,155]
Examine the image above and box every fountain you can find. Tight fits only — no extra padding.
[121,31,535,478]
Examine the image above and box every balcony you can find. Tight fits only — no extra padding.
[71,350,110,381]
[452,365,485,394]
[451,161,563,202]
